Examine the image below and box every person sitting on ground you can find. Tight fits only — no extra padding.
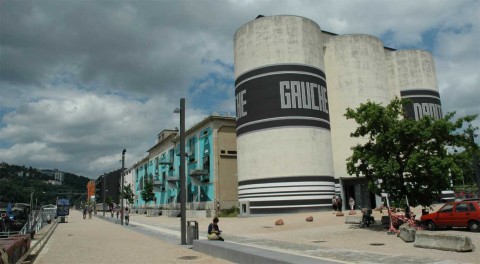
[207,217,224,241]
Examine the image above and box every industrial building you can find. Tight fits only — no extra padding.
[234,15,442,214]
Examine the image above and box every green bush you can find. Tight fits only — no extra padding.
[217,206,239,217]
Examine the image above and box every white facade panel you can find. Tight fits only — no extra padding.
[325,34,391,179]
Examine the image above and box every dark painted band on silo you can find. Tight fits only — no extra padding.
[400,89,442,120]
[235,64,330,136]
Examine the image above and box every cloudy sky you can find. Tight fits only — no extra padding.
[1,0,479,179]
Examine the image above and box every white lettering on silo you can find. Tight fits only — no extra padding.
[280,81,328,114]
[301,82,312,109]
[311,83,320,110]
[291,81,302,108]
[236,90,247,119]
[413,102,442,120]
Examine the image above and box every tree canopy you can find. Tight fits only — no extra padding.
[345,98,478,207]
[122,183,135,206]
[140,179,155,207]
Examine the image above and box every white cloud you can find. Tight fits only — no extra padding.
[1,0,478,177]
[0,142,67,163]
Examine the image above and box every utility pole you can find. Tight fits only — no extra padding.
[121,149,126,225]
[179,98,186,245]
[103,174,106,217]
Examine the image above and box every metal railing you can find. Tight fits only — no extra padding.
[15,218,59,264]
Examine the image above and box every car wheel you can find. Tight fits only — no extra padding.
[426,220,436,231]
[468,220,480,232]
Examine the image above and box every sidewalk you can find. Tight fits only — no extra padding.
[124,206,478,264]
[33,206,478,264]
[34,210,231,264]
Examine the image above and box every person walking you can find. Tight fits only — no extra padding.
[332,195,337,213]
[88,206,93,219]
[124,207,130,225]
[336,195,343,212]
[83,206,87,219]
[349,196,355,211]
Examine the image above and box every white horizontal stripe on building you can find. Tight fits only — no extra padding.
[235,71,326,89]
[239,195,332,202]
[237,116,330,131]
[239,186,333,195]
[401,95,440,100]
[239,181,334,190]
[250,204,332,209]
[239,192,330,198]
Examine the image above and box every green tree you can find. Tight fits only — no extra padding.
[105,196,113,206]
[122,183,135,206]
[141,180,155,207]
[345,98,477,207]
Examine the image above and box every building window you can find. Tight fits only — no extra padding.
[203,156,210,172]
[188,137,196,162]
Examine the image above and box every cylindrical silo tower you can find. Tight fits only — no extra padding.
[234,15,335,214]
[385,50,442,120]
[324,34,391,208]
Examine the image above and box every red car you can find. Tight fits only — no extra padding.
[421,199,480,232]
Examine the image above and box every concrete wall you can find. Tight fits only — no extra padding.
[215,124,238,210]
[325,34,391,180]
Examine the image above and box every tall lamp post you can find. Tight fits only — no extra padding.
[121,149,126,225]
[103,174,106,217]
[29,189,35,229]
[174,98,186,245]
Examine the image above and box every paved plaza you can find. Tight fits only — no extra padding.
[34,205,478,264]
[34,210,230,264]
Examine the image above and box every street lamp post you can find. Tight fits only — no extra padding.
[28,189,34,230]
[103,174,106,217]
[121,149,126,226]
[175,98,187,245]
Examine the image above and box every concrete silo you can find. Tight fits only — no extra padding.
[324,34,391,208]
[234,15,335,214]
[385,50,442,120]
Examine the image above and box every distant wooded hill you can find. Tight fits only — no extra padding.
[0,162,90,207]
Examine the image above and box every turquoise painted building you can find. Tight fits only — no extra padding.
[133,114,237,213]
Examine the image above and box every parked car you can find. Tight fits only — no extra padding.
[421,199,480,232]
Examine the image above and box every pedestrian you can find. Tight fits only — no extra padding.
[207,217,224,241]
[83,206,87,219]
[88,206,93,219]
[111,207,114,218]
[116,207,119,219]
[349,196,355,211]
[332,195,337,213]
[124,207,130,225]
[336,195,343,212]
